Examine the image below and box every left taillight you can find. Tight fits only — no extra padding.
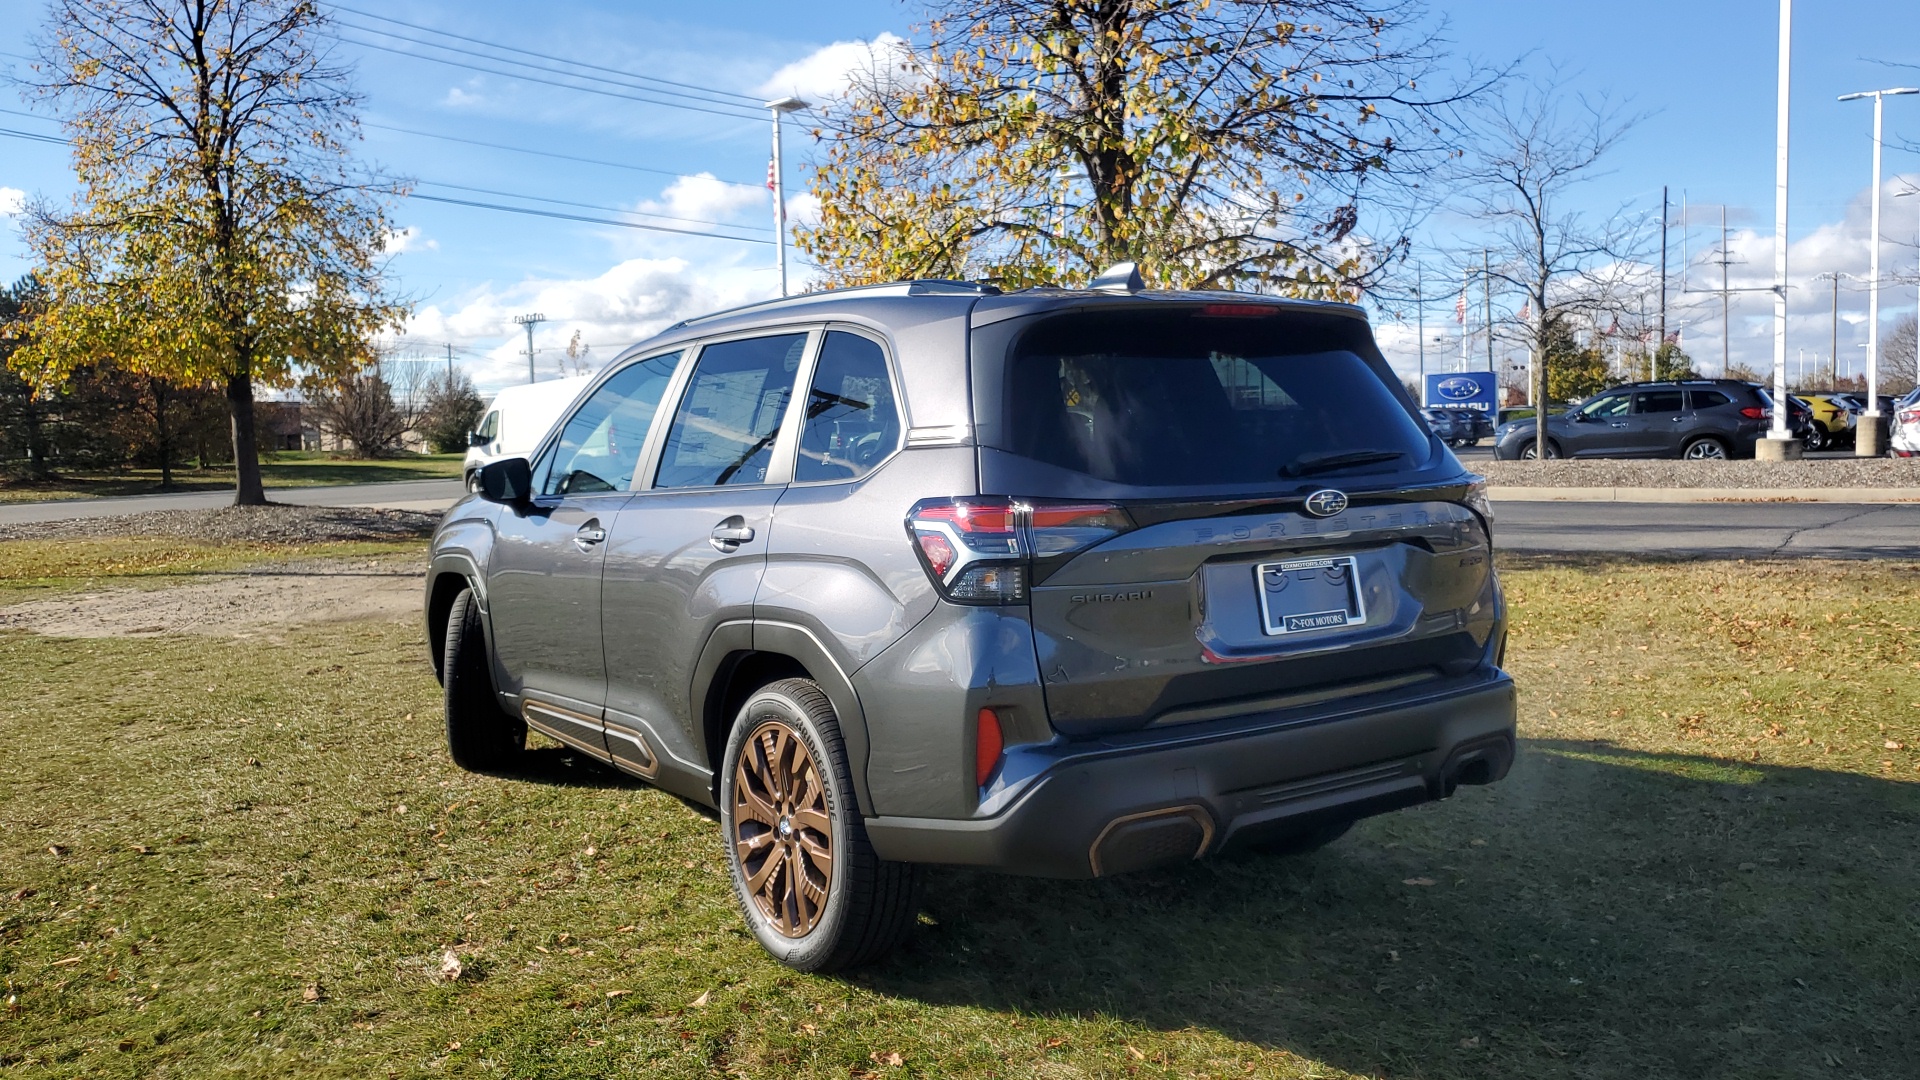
[907,497,1135,605]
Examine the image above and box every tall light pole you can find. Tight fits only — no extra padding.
[1759,0,1798,460]
[513,313,546,384]
[765,96,809,297]
[1838,87,1918,456]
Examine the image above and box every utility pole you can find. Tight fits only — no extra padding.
[1721,208,1731,377]
[764,96,809,297]
[1416,264,1425,389]
[1483,249,1494,371]
[445,342,455,384]
[1460,267,1470,374]
[1659,186,1669,369]
[1837,86,1917,453]
[513,313,546,385]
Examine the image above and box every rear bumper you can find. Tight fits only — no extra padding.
[864,672,1517,878]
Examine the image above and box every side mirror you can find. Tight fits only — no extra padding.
[476,457,533,506]
[468,430,490,448]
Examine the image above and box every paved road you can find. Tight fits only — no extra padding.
[1492,501,1920,559]
[0,479,465,525]
[4,478,1917,558]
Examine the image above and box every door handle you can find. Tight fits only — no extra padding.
[573,521,607,552]
[1609,422,1628,428]
[710,520,755,552]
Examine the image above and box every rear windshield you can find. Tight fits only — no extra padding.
[1004,310,1430,487]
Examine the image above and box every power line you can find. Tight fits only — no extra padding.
[360,121,754,186]
[333,18,758,114]
[406,192,773,243]
[329,5,763,106]
[0,126,67,146]
[334,32,763,123]
[415,179,767,233]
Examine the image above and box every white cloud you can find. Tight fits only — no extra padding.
[442,85,483,108]
[756,33,912,104]
[637,173,764,226]
[383,226,437,254]
[397,255,776,393]
[0,187,25,216]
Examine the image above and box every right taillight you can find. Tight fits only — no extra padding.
[1739,406,1767,420]
[907,498,1135,605]
[1900,409,1920,425]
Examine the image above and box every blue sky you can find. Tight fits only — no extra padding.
[2,0,1917,391]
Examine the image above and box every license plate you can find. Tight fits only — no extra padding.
[1255,556,1366,636]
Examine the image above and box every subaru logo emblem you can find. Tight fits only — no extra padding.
[1437,376,1479,401]
[1304,489,1349,518]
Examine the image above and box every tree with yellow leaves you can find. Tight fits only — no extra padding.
[797,0,1479,296]
[11,0,408,504]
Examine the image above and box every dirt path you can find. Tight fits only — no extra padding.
[0,555,424,639]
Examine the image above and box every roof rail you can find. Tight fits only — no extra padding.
[663,278,1001,332]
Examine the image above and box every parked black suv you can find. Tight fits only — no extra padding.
[426,269,1515,970]
[1492,379,1777,460]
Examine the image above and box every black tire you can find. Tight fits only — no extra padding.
[1803,425,1827,452]
[1682,436,1729,461]
[1518,438,1560,460]
[1244,818,1354,857]
[442,587,525,771]
[720,679,920,972]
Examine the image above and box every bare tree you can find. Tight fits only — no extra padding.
[1449,85,1648,448]
[305,359,427,458]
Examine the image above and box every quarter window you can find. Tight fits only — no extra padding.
[537,352,681,497]
[1690,389,1732,410]
[795,332,901,482]
[655,333,808,488]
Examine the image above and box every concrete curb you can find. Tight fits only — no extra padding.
[1488,486,1920,504]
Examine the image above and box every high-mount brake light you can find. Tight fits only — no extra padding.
[907,498,1136,605]
[1196,303,1279,319]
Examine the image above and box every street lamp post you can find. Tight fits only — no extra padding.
[1838,86,1919,456]
[765,96,809,297]
[1758,0,1798,461]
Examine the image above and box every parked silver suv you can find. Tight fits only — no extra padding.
[425,269,1516,971]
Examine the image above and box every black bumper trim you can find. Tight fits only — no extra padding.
[864,675,1516,878]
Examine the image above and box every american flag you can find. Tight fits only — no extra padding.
[767,159,778,191]
[1455,291,1467,324]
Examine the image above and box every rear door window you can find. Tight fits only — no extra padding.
[1689,389,1732,410]
[655,333,808,489]
[1635,391,1686,415]
[1003,310,1429,487]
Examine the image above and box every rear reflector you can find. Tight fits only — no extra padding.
[975,708,1004,786]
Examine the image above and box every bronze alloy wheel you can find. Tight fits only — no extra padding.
[731,719,834,937]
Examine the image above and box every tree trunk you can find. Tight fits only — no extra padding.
[151,377,173,490]
[226,373,266,506]
[1532,282,1550,465]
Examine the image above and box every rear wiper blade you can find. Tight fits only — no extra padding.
[1279,450,1406,478]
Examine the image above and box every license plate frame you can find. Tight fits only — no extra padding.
[1254,555,1366,637]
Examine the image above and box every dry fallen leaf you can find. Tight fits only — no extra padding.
[1403,877,1437,887]
[605,989,632,999]
[869,1050,905,1066]
[1459,1036,1481,1049]
[689,991,711,1008]
[585,845,597,857]
[439,950,463,982]
[46,845,66,857]
[131,844,153,855]
[302,983,323,1003]
[1885,740,1906,750]
[1125,1046,1146,1061]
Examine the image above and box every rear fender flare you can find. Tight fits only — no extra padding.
[692,620,874,816]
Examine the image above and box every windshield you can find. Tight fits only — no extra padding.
[1003,310,1429,488]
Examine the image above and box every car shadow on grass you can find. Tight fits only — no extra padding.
[862,739,1919,1079]
[491,745,649,791]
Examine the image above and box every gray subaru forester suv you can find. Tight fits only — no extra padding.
[425,269,1515,971]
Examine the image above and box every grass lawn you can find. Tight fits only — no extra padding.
[1,554,1916,1078]
[0,453,464,502]
[0,537,425,609]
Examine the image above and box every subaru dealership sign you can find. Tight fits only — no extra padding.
[1423,372,1497,413]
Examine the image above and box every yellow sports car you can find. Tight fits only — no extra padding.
[1799,394,1856,450]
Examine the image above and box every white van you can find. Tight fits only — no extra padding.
[464,376,593,489]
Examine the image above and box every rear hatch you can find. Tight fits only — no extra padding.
[968,300,1498,736]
